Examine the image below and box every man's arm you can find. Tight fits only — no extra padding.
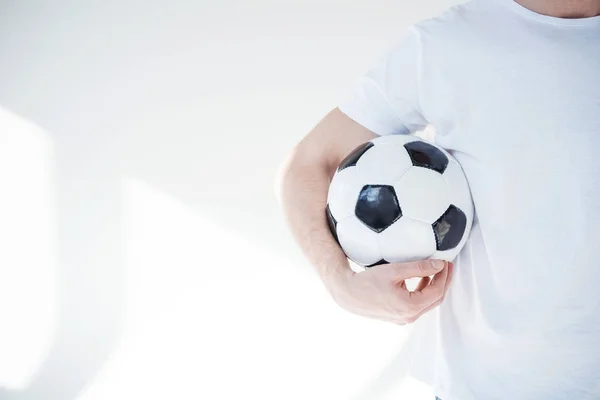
[275,108,453,324]
[275,107,377,294]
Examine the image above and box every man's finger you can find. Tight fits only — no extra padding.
[413,264,454,317]
[408,262,449,308]
[414,276,431,292]
[387,259,447,282]
[421,262,450,296]
[415,262,455,313]
[413,297,444,320]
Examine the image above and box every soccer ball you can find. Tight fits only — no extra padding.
[326,134,474,268]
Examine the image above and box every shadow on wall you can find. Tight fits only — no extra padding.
[0,0,449,398]
[0,2,300,394]
[0,115,436,400]
[0,104,300,400]
[0,111,126,400]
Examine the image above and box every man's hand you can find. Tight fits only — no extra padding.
[329,260,454,325]
[277,109,454,325]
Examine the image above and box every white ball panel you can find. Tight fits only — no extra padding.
[355,143,413,185]
[327,168,364,221]
[394,167,451,224]
[443,160,474,222]
[336,216,382,266]
[370,134,421,147]
[379,217,436,263]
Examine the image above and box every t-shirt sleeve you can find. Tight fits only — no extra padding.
[338,26,429,136]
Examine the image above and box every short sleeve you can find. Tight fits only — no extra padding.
[338,27,428,136]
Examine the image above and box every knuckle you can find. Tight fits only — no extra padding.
[418,261,430,273]
[407,287,422,299]
[431,298,443,309]
[433,283,446,295]
[407,304,421,317]
[438,295,445,304]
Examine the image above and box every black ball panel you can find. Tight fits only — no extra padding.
[337,142,375,172]
[404,141,449,174]
[355,185,402,233]
[432,204,467,251]
[325,204,339,244]
[366,259,389,268]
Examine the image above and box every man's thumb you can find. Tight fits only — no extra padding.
[390,259,446,280]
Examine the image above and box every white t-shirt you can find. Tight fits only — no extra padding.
[338,0,600,399]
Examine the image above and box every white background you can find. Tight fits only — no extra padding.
[0,1,458,399]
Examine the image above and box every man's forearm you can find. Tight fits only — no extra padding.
[277,154,352,291]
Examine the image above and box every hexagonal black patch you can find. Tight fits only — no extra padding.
[355,185,402,233]
[337,141,374,172]
[404,141,449,174]
[433,205,467,251]
[366,259,389,268]
[325,204,340,245]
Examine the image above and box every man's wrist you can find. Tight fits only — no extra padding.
[320,258,353,297]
